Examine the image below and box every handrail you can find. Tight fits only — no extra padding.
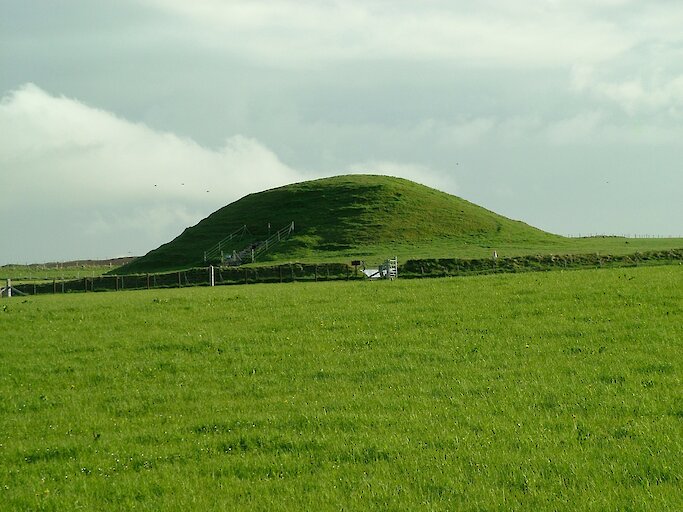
[225,221,295,265]
[253,221,295,260]
[204,225,251,262]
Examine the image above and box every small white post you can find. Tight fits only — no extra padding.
[210,265,215,287]
[6,279,11,298]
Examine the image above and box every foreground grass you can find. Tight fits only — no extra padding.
[1,267,681,510]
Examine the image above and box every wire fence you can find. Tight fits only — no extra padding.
[8,263,360,296]
[566,234,683,239]
[4,248,683,297]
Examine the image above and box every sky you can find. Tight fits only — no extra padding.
[2,0,682,265]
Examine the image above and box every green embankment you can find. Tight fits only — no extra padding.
[117,174,564,274]
[2,266,682,510]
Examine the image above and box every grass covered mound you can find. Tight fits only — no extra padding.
[118,175,561,274]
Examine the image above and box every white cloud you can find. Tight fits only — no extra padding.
[0,83,304,263]
[570,37,683,116]
[143,0,632,68]
[0,84,302,203]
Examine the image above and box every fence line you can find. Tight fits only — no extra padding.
[5,248,683,297]
[9,262,359,296]
[566,234,683,239]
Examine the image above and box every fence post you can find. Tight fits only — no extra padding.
[147,274,150,290]
[210,265,215,287]
[5,279,11,298]
[53,279,57,294]
[178,272,182,288]
[84,278,88,292]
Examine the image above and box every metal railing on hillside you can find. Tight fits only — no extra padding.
[252,221,295,262]
[226,221,295,265]
[203,225,250,262]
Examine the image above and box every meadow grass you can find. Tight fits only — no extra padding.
[1,266,681,510]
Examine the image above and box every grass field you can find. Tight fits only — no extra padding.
[1,266,682,510]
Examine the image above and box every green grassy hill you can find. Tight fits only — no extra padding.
[117,175,562,274]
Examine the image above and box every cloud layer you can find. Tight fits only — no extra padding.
[2,2,683,263]
[144,0,633,67]
[0,84,305,263]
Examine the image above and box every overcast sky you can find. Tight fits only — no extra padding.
[2,1,682,264]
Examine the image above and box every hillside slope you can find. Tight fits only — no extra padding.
[117,175,562,274]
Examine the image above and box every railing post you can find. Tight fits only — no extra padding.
[210,265,215,287]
